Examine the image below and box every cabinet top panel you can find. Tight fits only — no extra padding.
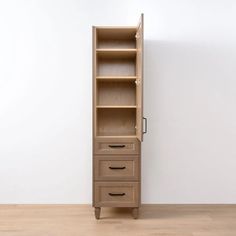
[95,27,137,40]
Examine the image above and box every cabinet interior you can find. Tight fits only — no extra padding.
[95,27,138,138]
[97,80,136,106]
[97,28,136,49]
[96,108,136,137]
[97,53,136,77]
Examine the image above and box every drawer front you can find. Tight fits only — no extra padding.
[94,138,140,155]
[94,182,139,207]
[94,156,139,181]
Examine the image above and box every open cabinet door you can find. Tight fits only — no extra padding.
[136,14,144,142]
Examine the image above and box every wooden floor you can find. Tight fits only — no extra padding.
[0,205,236,236]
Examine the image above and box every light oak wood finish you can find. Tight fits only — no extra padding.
[94,182,140,207]
[96,76,137,81]
[94,155,140,181]
[1,205,236,236]
[96,27,136,49]
[96,105,137,108]
[97,108,136,136]
[136,14,144,142]
[94,137,140,155]
[97,80,136,106]
[93,14,144,219]
[97,57,136,77]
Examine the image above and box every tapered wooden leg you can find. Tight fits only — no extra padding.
[132,207,139,219]
[94,207,101,219]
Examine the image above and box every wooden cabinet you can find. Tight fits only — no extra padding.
[92,14,145,219]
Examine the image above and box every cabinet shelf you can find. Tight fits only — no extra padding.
[96,49,136,58]
[96,106,136,109]
[96,49,136,52]
[96,135,137,138]
[96,76,136,81]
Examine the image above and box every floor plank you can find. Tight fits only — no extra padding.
[0,205,235,236]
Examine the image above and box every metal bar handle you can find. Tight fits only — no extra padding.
[143,117,147,134]
[108,144,126,148]
[109,166,126,170]
[108,193,125,196]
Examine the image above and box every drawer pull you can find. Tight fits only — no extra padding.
[108,192,126,196]
[108,144,126,148]
[109,166,126,170]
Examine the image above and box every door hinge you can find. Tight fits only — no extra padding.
[135,79,140,85]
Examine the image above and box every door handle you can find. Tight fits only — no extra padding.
[108,144,126,148]
[143,117,147,134]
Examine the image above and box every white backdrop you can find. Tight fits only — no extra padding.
[1,0,236,203]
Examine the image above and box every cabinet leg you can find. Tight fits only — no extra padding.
[94,207,101,219]
[132,207,139,219]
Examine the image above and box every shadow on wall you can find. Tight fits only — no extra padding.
[142,39,236,203]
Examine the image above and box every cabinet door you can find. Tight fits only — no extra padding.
[136,14,144,142]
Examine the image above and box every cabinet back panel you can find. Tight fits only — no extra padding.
[97,58,136,76]
[98,39,136,49]
[97,81,136,106]
[97,108,136,136]
[97,28,136,50]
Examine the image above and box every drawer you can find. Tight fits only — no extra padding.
[94,137,140,155]
[94,156,139,181]
[94,182,140,207]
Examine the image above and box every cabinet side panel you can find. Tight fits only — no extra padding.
[92,26,97,206]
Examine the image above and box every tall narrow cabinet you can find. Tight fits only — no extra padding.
[92,14,146,219]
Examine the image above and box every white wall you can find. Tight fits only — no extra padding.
[0,0,236,203]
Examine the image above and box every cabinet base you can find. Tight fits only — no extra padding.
[94,207,101,219]
[131,207,139,219]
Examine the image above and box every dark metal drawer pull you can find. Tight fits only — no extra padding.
[143,117,147,134]
[108,193,125,196]
[109,166,126,170]
[108,144,126,148]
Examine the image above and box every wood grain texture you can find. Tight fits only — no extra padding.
[94,182,139,207]
[97,80,136,106]
[136,13,144,142]
[97,57,136,77]
[94,137,140,155]
[97,108,136,136]
[0,205,236,236]
[93,16,144,217]
[94,155,140,181]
